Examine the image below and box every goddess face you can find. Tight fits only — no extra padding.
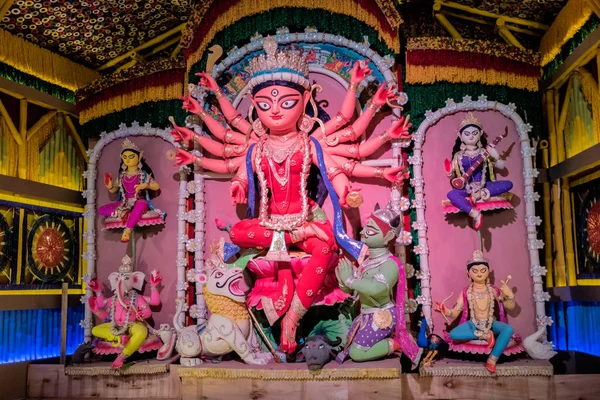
[121,150,140,169]
[468,263,490,285]
[458,125,482,146]
[251,85,310,132]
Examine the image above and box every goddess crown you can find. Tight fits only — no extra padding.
[459,112,482,132]
[467,249,489,269]
[121,138,141,153]
[247,36,310,91]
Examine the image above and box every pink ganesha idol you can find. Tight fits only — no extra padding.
[99,139,166,243]
[88,255,175,369]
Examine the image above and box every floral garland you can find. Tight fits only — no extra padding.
[467,284,495,339]
[540,0,593,67]
[184,0,400,73]
[254,133,311,231]
[406,38,540,66]
[109,291,137,336]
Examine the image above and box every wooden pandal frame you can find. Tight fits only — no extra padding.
[0,96,86,190]
[432,0,549,47]
[542,41,600,286]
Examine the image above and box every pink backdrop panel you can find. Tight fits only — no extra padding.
[203,71,397,258]
[422,110,536,338]
[95,136,178,327]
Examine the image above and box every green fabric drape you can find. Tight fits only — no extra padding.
[543,15,600,80]
[81,100,187,137]
[0,62,75,104]
[188,8,394,79]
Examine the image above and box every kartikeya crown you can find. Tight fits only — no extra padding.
[459,112,482,131]
[121,138,141,153]
[247,36,310,90]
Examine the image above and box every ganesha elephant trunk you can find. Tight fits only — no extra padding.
[116,281,128,309]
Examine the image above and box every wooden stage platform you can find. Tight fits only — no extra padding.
[26,359,600,399]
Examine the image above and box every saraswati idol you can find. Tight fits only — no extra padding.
[171,36,411,353]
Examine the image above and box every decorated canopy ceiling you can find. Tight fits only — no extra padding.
[0,0,193,68]
[0,0,569,72]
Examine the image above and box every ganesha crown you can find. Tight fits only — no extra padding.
[247,36,310,90]
[119,254,133,273]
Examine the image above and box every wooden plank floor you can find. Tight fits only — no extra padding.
[27,364,600,400]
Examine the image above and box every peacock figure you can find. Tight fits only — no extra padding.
[417,313,448,366]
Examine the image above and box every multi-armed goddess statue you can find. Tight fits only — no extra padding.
[171,36,411,353]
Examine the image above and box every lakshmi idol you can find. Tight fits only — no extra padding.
[434,250,517,373]
[172,37,411,353]
[99,139,165,243]
[444,113,513,230]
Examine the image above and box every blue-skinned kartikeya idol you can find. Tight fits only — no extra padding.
[434,249,517,374]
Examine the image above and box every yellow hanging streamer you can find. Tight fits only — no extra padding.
[539,0,593,67]
[79,82,183,124]
[405,64,539,91]
[0,30,100,91]
[185,0,400,73]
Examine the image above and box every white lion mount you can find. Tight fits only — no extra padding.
[174,243,272,366]
[410,96,552,340]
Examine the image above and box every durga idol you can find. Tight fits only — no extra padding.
[172,37,411,354]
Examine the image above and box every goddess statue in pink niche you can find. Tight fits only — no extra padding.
[443,113,513,230]
[434,250,524,374]
[171,37,411,354]
[99,139,166,243]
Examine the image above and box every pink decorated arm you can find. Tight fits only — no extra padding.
[329,155,407,183]
[146,270,162,307]
[174,149,244,174]
[312,143,352,206]
[324,115,411,159]
[316,61,372,138]
[196,72,253,135]
[322,83,399,145]
[230,153,249,206]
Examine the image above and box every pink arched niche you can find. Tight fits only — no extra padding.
[95,136,179,327]
[422,110,536,338]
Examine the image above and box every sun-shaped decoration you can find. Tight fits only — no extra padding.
[586,199,600,262]
[0,213,11,275]
[27,215,75,283]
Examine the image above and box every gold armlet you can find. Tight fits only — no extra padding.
[229,114,243,129]
[214,88,224,99]
[366,100,381,113]
[374,167,384,178]
[378,131,390,142]
[348,82,358,92]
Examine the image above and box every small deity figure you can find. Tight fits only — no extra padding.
[88,255,163,369]
[99,139,165,243]
[171,37,411,354]
[434,250,517,373]
[444,113,513,230]
[335,205,422,367]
